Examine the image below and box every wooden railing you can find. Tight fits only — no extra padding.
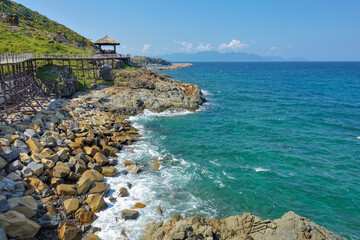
[0,53,131,65]
[0,53,33,64]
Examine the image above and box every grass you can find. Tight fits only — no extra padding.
[0,0,94,54]
[36,65,61,82]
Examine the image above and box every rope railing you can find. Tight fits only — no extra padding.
[0,53,131,65]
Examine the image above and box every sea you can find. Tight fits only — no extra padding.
[93,62,360,240]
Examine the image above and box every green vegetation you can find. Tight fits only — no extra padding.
[131,56,171,66]
[36,65,62,82]
[0,0,94,54]
[36,62,138,92]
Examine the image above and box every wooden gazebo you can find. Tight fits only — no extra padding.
[94,35,120,54]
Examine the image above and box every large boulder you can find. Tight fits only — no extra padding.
[85,194,108,213]
[0,147,19,162]
[101,166,118,176]
[63,198,80,214]
[75,208,98,224]
[7,196,38,219]
[89,182,109,196]
[0,178,24,198]
[53,161,71,178]
[38,210,61,228]
[23,161,44,177]
[57,184,77,196]
[26,138,44,152]
[76,177,92,195]
[28,176,49,193]
[59,223,82,240]
[80,169,103,183]
[0,211,40,239]
[93,152,109,166]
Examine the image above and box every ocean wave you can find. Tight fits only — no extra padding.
[93,120,215,240]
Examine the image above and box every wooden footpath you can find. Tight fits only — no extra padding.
[0,53,130,124]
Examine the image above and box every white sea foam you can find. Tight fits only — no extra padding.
[93,120,216,240]
[201,89,213,96]
[222,170,236,180]
[254,167,270,172]
[130,109,193,121]
[209,160,221,166]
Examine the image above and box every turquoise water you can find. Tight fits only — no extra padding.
[94,62,360,240]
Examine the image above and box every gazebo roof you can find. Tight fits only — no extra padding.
[94,35,120,45]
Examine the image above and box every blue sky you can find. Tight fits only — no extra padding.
[14,0,360,60]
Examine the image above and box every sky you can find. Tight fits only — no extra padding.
[13,0,360,60]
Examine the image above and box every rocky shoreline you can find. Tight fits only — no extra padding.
[148,63,193,71]
[142,212,345,240]
[0,66,346,240]
[0,67,205,240]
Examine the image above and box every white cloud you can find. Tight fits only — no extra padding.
[174,40,193,52]
[196,43,213,52]
[142,44,151,52]
[270,46,280,51]
[218,39,249,52]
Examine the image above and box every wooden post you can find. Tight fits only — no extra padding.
[81,59,85,85]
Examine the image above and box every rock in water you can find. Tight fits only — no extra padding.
[0,211,40,239]
[121,210,139,220]
[118,187,128,197]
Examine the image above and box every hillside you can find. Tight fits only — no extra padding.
[0,0,93,54]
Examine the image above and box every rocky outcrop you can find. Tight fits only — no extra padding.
[72,67,205,115]
[142,211,345,240]
[131,56,171,66]
[149,63,193,71]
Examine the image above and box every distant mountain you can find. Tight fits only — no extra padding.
[153,51,306,62]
